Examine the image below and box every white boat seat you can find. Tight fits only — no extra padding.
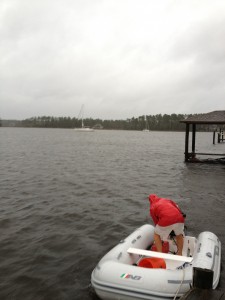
[127,247,193,263]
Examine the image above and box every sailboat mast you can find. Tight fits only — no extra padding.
[78,104,85,128]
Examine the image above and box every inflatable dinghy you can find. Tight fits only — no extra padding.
[91,224,221,300]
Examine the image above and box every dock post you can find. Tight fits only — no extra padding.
[218,132,221,143]
[192,124,196,156]
[185,124,190,162]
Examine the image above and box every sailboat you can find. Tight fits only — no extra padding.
[143,115,150,132]
[74,105,94,132]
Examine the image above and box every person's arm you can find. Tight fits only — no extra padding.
[168,200,184,216]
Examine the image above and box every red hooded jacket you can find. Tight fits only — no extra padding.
[149,194,184,227]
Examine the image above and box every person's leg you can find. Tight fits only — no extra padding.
[154,225,172,252]
[173,223,184,255]
[154,233,163,252]
[176,234,184,255]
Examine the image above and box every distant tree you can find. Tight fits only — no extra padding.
[19,113,207,131]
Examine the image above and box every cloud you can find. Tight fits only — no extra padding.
[0,0,225,120]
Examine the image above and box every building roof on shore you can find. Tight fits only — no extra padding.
[180,110,225,124]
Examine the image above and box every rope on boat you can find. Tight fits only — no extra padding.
[173,268,185,300]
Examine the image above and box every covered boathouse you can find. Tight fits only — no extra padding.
[180,110,225,163]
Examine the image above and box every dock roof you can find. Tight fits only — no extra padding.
[180,110,225,124]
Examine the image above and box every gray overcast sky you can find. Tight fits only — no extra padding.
[0,0,225,120]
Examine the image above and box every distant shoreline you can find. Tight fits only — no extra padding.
[1,113,224,132]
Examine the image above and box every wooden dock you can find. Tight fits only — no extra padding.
[180,288,225,300]
[180,111,225,163]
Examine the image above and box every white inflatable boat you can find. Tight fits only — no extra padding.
[91,224,221,300]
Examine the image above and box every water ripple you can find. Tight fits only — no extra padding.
[0,128,224,299]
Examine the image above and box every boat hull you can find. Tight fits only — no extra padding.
[74,128,94,132]
[91,224,221,300]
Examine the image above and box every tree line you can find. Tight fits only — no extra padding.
[19,114,187,130]
[20,114,187,131]
[1,114,220,131]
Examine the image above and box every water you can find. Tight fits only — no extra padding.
[0,128,224,300]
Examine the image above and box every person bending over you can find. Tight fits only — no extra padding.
[149,194,185,256]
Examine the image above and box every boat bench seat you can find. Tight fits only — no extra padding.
[127,248,193,263]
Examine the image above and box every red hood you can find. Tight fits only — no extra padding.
[149,194,160,205]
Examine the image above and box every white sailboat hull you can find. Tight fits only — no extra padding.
[74,127,94,132]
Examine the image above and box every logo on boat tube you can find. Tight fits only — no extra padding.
[120,273,142,280]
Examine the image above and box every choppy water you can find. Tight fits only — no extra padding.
[0,128,224,300]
